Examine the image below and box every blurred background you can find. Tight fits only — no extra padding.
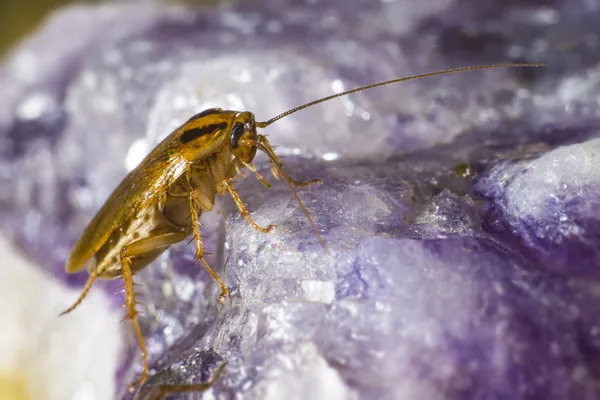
[0,0,224,55]
[1,0,76,54]
[5,1,597,400]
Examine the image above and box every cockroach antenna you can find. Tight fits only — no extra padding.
[257,63,547,128]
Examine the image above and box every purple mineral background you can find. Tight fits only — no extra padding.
[2,0,600,399]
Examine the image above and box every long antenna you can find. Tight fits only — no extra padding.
[256,63,547,128]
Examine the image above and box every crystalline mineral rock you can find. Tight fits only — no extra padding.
[2,0,600,399]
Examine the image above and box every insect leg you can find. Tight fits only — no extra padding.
[145,362,226,400]
[255,136,327,250]
[234,162,248,179]
[222,180,275,233]
[240,160,271,189]
[188,192,229,304]
[120,255,148,391]
[58,272,97,316]
[257,135,322,187]
[119,232,190,391]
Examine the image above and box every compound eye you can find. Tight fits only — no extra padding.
[230,122,245,149]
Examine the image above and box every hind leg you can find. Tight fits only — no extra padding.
[146,362,226,400]
[119,232,190,391]
[58,272,98,316]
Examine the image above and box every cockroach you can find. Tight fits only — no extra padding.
[60,63,546,395]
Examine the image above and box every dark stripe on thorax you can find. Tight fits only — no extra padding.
[180,122,227,144]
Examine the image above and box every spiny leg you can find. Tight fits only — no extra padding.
[58,272,97,316]
[147,362,226,400]
[189,192,229,303]
[233,162,247,179]
[254,135,327,250]
[120,254,148,391]
[222,179,275,233]
[240,160,271,189]
[257,135,322,187]
[119,232,190,391]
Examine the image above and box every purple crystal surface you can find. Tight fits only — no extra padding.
[2,0,600,399]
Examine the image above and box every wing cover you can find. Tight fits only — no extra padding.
[65,135,188,272]
[66,110,235,273]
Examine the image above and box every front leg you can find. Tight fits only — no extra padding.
[119,231,190,391]
[239,160,271,189]
[257,135,322,187]
[222,179,275,233]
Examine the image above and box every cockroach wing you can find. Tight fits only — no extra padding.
[65,134,189,273]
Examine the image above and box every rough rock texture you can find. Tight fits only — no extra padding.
[2,0,600,399]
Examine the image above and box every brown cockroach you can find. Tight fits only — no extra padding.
[60,63,545,394]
